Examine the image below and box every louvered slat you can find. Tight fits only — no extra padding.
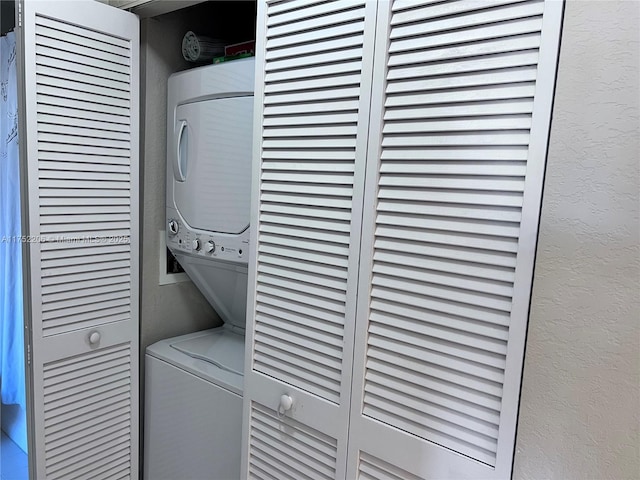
[35,44,129,75]
[37,124,130,142]
[44,382,130,427]
[37,105,129,128]
[249,403,338,480]
[358,452,423,480]
[42,344,132,479]
[37,93,129,118]
[42,246,131,335]
[34,15,129,49]
[357,0,552,469]
[254,0,367,406]
[39,162,130,175]
[267,3,364,37]
[35,8,132,338]
[35,34,129,67]
[35,54,129,85]
[391,1,544,38]
[34,24,130,58]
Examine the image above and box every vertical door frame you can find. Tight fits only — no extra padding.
[496,0,564,473]
[345,0,391,475]
[16,1,37,477]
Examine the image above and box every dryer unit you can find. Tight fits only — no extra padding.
[166,58,255,328]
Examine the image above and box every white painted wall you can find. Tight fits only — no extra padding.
[514,1,640,478]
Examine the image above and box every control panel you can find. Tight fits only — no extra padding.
[166,207,249,265]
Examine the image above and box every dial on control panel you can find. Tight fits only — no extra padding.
[205,241,216,253]
[192,238,201,251]
[168,219,179,235]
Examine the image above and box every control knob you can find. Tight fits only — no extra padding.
[192,238,201,251]
[168,219,179,235]
[205,241,216,253]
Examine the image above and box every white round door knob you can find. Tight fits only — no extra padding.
[88,331,101,345]
[277,394,293,417]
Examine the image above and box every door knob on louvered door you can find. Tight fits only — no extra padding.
[277,394,293,418]
[88,331,101,345]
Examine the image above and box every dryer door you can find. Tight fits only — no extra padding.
[173,96,253,234]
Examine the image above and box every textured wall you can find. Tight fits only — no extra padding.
[514,1,640,478]
[139,15,219,362]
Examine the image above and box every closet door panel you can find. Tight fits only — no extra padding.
[19,1,140,478]
[247,402,339,480]
[242,0,377,478]
[348,1,563,478]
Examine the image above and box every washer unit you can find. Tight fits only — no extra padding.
[143,329,244,480]
[165,57,255,329]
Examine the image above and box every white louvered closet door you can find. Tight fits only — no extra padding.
[242,1,377,478]
[19,1,139,478]
[347,1,563,479]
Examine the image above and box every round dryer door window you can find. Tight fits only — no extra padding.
[172,96,253,234]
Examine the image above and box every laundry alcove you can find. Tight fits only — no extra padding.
[13,0,563,479]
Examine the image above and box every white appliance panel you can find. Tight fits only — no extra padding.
[166,59,255,328]
[144,356,242,480]
[175,253,248,329]
[173,96,254,235]
[144,328,245,480]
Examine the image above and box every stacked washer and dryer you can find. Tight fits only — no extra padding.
[144,58,255,480]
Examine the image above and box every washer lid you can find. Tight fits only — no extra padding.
[171,328,244,376]
[146,328,245,395]
[173,96,253,234]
